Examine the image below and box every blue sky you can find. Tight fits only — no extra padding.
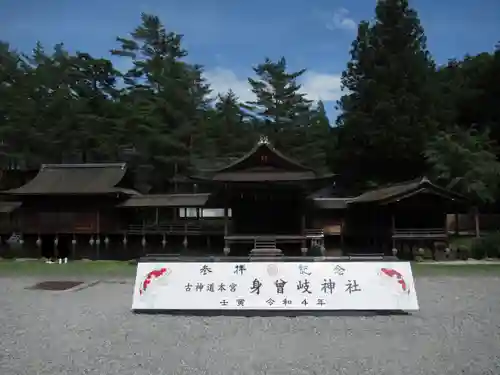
[1,0,499,120]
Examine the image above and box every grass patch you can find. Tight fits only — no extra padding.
[2,259,500,278]
[0,260,137,277]
[411,263,500,276]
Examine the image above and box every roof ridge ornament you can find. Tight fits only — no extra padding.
[258,135,269,145]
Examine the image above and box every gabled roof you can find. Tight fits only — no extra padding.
[192,136,334,183]
[310,177,470,209]
[1,163,134,195]
[119,193,210,208]
[351,177,469,205]
[211,135,313,173]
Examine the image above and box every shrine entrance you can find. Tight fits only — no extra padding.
[230,186,303,235]
[192,136,335,255]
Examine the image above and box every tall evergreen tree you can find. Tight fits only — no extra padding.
[336,0,439,189]
[0,42,31,168]
[211,90,254,157]
[111,13,211,190]
[246,57,313,151]
[304,101,331,170]
[425,126,500,203]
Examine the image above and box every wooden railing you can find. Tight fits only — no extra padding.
[127,220,227,234]
[392,228,447,239]
[305,229,324,238]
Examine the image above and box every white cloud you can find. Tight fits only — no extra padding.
[203,67,256,102]
[203,68,342,104]
[300,72,342,102]
[326,8,357,32]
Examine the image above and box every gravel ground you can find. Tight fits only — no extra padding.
[1,276,499,375]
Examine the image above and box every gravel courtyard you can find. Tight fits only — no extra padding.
[1,275,499,375]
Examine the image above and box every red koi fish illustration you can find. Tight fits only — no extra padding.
[139,267,171,295]
[380,268,409,294]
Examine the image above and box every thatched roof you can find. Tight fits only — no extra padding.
[2,163,135,195]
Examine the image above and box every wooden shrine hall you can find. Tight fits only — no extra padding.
[0,136,471,260]
[189,135,335,256]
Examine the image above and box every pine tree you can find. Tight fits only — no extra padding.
[336,0,439,189]
[304,101,331,171]
[111,13,211,189]
[246,57,313,151]
[0,42,31,168]
[213,90,254,156]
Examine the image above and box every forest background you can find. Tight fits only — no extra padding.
[0,0,499,203]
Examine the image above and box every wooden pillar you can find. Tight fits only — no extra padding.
[391,213,396,249]
[54,234,59,260]
[223,204,230,255]
[97,210,100,233]
[340,218,345,250]
[224,206,229,236]
[444,213,450,250]
[72,233,76,260]
[96,210,101,260]
[474,206,480,238]
[155,207,159,226]
[300,212,307,255]
[454,212,459,236]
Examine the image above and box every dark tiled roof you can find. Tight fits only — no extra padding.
[2,163,129,195]
[310,177,469,209]
[354,179,423,203]
[119,193,210,207]
[352,177,468,204]
[0,201,22,213]
[190,137,335,183]
[191,157,240,172]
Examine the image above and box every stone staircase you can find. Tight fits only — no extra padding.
[250,237,283,257]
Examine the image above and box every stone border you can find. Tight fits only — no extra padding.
[422,259,500,265]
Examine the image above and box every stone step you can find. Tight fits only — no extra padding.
[254,239,277,249]
[255,243,277,249]
[250,248,283,257]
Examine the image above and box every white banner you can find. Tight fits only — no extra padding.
[132,261,419,311]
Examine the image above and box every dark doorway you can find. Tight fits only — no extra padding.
[57,234,71,260]
[40,234,55,259]
[230,187,303,235]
